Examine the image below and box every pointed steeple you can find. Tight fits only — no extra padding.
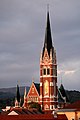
[16,84,20,102]
[42,9,53,57]
[15,84,21,107]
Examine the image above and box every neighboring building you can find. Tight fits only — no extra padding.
[57,100,80,120]
[1,107,68,120]
[58,84,70,108]
[2,106,11,112]
[0,113,68,120]
[24,10,58,111]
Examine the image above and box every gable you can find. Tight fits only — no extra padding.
[8,111,18,115]
[27,82,39,97]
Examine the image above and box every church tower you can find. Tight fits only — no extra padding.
[40,10,57,110]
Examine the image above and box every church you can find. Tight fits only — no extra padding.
[14,10,69,111]
[23,10,58,111]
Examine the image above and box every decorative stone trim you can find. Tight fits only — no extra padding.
[40,82,42,86]
[50,82,53,86]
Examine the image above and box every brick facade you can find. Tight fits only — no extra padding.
[24,11,58,111]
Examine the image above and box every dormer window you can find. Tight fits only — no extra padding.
[32,88,34,93]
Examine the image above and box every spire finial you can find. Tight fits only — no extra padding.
[32,77,34,83]
[47,4,49,13]
[61,75,62,84]
[17,80,20,85]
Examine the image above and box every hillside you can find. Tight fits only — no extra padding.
[0,86,80,109]
[0,86,29,108]
[0,86,29,97]
[66,90,80,103]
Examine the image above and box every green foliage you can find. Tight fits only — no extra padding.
[28,102,42,112]
[0,98,15,109]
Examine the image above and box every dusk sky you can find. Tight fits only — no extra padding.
[0,0,80,91]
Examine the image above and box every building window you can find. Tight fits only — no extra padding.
[47,68,50,75]
[43,68,50,75]
[43,68,46,75]
[37,97,38,102]
[32,88,34,93]
[44,80,49,96]
[45,104,49,110]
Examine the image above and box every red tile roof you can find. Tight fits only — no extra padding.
[1,107,68,119]
[10,107,43,115]
[0,114,68,120]
[64,100,80,110]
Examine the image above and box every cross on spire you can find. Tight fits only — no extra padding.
[47,4,49,12]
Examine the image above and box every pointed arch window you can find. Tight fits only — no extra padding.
[43,68,46,75]
[44,80,49,96]
[43,67,50,75]
[47,68,50,75]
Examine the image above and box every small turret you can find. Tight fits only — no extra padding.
[15,84,21,107]
[23,87,27,108]
[24,87,27,99]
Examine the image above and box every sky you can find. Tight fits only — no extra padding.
[0,0,80,91]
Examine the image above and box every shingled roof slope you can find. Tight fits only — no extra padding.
[34,83,40,95]
[58,84,69,103]
[0,114,68,120]
[64,100,80,110]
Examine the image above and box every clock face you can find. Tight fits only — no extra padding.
[44,80,49,96]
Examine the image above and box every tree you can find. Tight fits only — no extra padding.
[28,102,42,112]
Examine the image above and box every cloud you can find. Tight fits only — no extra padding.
[58,59,80,90]
[0,0,80,91]
[64,70,75,75]
[57,70,75,75]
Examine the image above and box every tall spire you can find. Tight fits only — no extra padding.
[42,8,53,57]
